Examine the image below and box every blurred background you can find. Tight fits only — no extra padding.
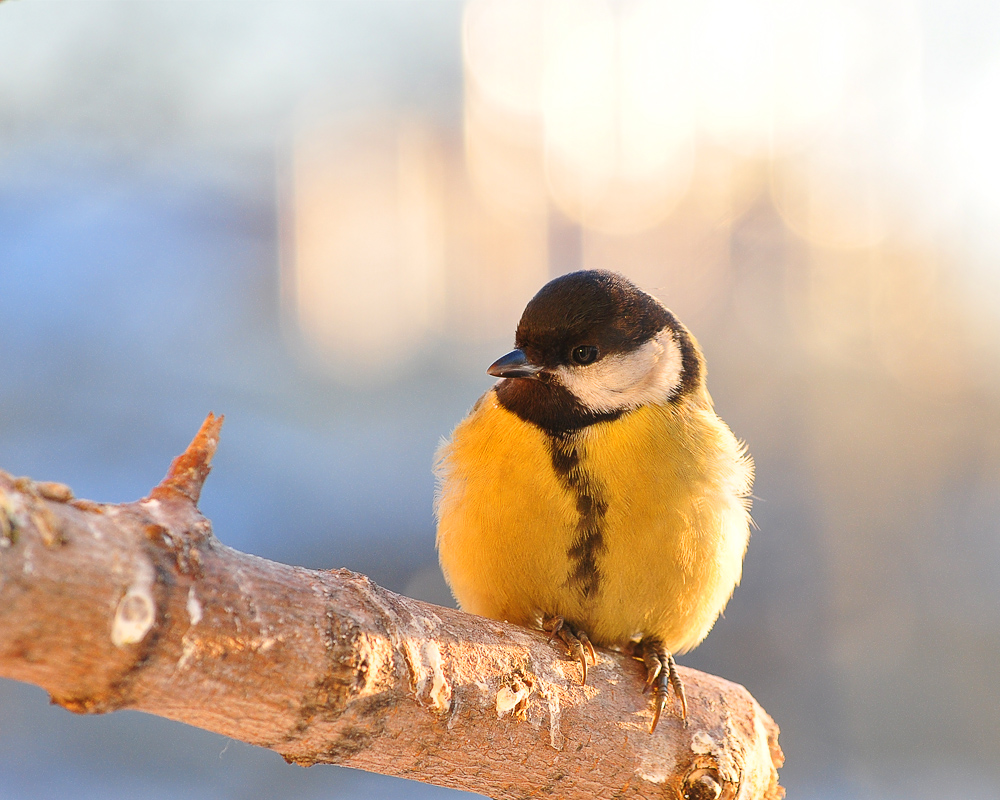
[1,1,999,798]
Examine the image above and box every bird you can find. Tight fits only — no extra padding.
[434,270,753,732]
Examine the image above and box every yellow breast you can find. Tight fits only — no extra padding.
[434,388,753,654]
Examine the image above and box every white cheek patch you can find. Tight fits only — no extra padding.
[552,328,683,414]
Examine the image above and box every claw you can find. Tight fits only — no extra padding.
[542,615,595,685]
[641,646,662,693]
[650,688,666,733]
[555,626,589,684]
[666,652,688,723]
[566,633,588,685]
[579,629,596,667]
[640,639,687,732]
[542,614,564,641]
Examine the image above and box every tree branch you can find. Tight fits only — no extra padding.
[0,414,783,799]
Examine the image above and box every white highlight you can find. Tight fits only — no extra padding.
[177,638,198,671]
[544,685,562,750]
[691,730,718,755]
[176,587,204,671]
[636,748,677,784]
[406,638,452,714]
[691,723,739,783]
[495,682,530,718]
[186,587,203,626]
[552,327,683,414]
[111,558,156,647]
[422,641,450,713]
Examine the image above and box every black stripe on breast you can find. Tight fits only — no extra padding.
[548,433,607,600]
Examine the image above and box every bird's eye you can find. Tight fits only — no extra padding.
[572,345,599,365]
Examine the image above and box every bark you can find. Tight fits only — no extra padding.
[0,414,783,799]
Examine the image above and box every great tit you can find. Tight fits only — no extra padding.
[434,270,753,731]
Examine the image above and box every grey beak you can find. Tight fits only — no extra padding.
[487,349,544,379]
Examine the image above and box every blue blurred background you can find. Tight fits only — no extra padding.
[2,1,1000,798]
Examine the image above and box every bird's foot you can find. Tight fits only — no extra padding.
[639,638,688,733]
[542,615,596,684]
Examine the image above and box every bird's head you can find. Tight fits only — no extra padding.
[490,270,704,434]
